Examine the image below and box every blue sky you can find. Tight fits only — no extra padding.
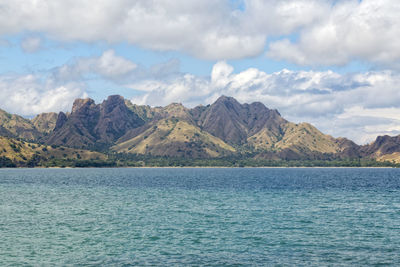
[0,0,400,144]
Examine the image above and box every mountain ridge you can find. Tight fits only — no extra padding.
[1,95,400,166]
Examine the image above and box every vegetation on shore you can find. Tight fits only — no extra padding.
[1,152,398,168]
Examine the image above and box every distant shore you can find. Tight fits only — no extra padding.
[1,166,398,169]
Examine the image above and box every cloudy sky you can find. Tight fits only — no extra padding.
[0,0,399,144]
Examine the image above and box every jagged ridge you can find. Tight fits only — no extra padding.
[1,95,400,163]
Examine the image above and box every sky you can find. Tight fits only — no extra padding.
[0,0,400,144]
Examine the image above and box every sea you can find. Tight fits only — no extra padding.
[1,167,399,266]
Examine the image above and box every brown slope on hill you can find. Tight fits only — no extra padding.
[45,95,144,149]
[0,109,41,140]
[249,122,339,152]
[125,100,193,122]
[252,122,349,160]
[113,118,235,158]
[362,135,400,155]
[54,112,68,131]
[0,125,14,138]
[156,103,195,124]
[192,96,288,145]
[275,123,339,154]
[361,135,400,163]
[32,112,58,134]
[94,95,144,143]
[334,137,361,158]
[46,98,99,148]
[193,96,249,144]
[0,136,106,164]
[125,100,157,122]
[119,102,195,143]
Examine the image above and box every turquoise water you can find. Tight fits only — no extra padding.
[1,168,400,266]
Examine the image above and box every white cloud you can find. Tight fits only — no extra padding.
[0,49,138,116]
[0,50,181,116]
[96,50,137,78]
[53,49,137,81]
[129,61,400,144]
[53,50,184,87]
[0,0,266,60]
[1,0,399,65]
[130,74,211,107]
[0,74,86,116]
[267,0,400,67]
[21,36,42,53]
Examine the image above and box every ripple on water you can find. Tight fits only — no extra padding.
[0,167,400,265]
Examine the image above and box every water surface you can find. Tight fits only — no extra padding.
[1,168,399,265]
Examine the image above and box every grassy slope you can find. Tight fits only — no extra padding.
[0,109,39,140]
[275,123,339,153]
[248,122,340,154]
[125,100,156,122]
[374,152,400,163]
[0,136,106,163]
[112,118,235,157]
[247,127,282,151]
[31,112,58,134]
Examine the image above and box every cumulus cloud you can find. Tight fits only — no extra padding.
[0,49,138,116]
[0,0,399,65]
[267,0,400,67]
[53,49,137,81]
[95,50,137,78]
[0,74,86,116]
[52,50,185,88]
[0,0,393,65]
[130,74,211,107]
[0,0,266,60]
[129,61,400,144]
[0,49,183,116]
[21,36,42,53]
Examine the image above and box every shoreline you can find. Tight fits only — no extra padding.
[0,166,397,169]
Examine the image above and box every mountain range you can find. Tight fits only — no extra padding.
[1,95,400,167]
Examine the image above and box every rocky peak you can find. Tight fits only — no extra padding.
[214,95,243,112]
[215,95,237,103]
[162,103,193,121]
[198,96,249,144]
[197,96,288,144]
[54,112,68,131]
[72,98,96,113]
[125,100,156,122]
[166,102,184,108]
[101,95,125,113]
[94,95,145,143]
[375,135,393,146]
[248,101,266,109]
[363,135,400,155]
[163,103,185,113]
